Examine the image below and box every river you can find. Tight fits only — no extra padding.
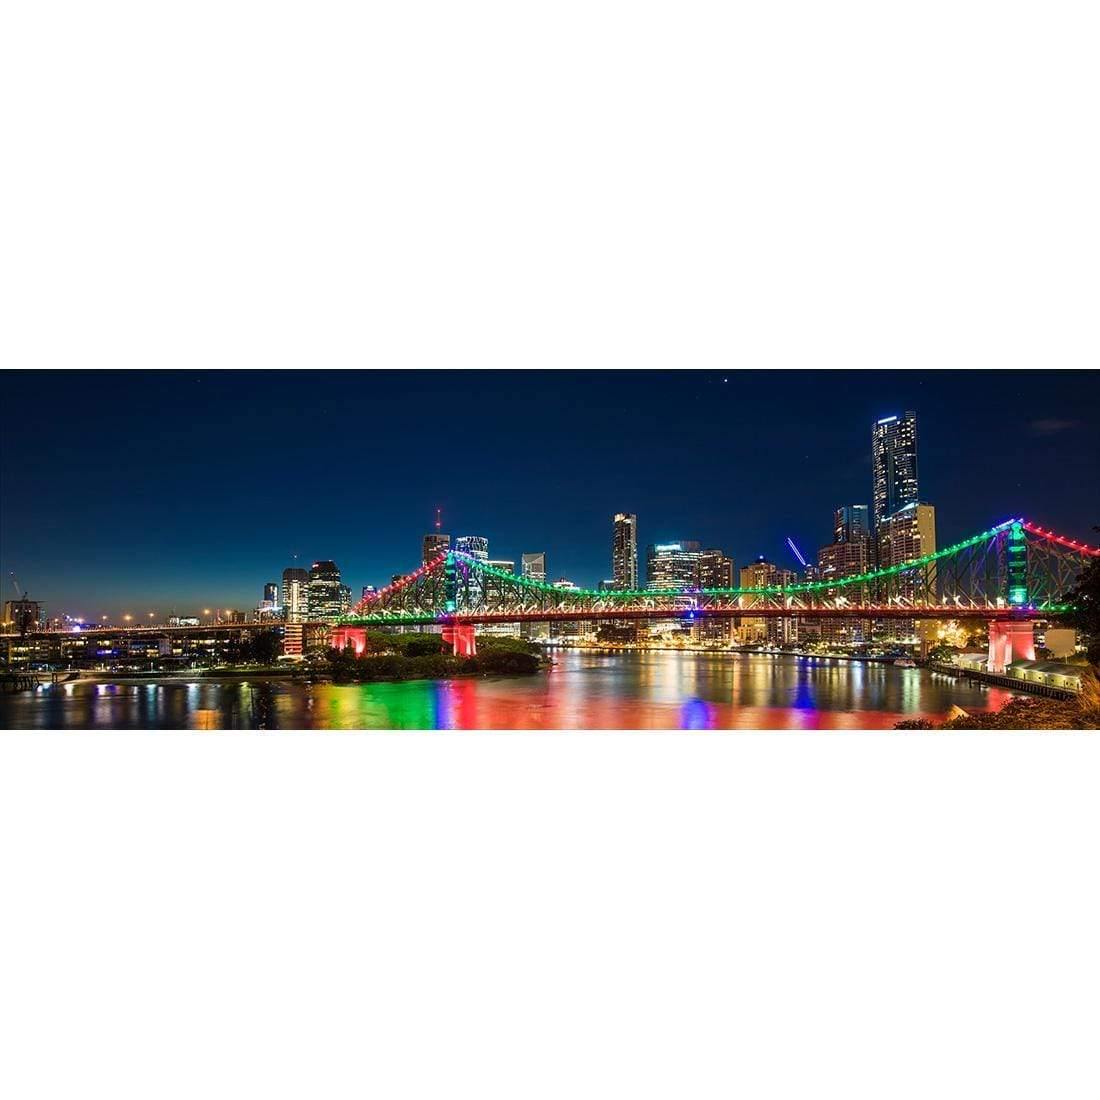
[1,650,1013,730]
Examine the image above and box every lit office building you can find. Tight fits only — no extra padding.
[834,505,871,545]
[612,513,638,590]
[643,541,701,641]
[872,412,919,532]
[422,531,450,565]
[282,567,309,623]
[646,541,701,590]
[487,559,515,575]
[307,560,349,622]
[454,535,489,561]
[256,581,281,621]
[521,552,547,582]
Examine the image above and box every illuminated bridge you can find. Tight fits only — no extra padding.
[335,519,1098,670]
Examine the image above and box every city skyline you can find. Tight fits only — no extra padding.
[2,369,1097,619]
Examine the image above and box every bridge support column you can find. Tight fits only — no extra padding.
[441,623,477,657]
[331,626,368,656]
[987,620,1034,674]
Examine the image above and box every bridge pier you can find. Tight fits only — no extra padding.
[987,620,1034,674]
[331,626,368,656]
[442,623,477,658]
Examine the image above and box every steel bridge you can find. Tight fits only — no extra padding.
[335,518,1096,668]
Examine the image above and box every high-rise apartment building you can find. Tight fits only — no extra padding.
[739,557,798,645]
[307,560,348,622]
[521,552,547,582]
[282,567,309,623]
[612,513,638,590]
[876,502,937,642]
[877,503,936,575]
[646,541,701,590]
[872,412,919,530]
[695,550,735,644]
[454,535,489,561]
[695,550,733,589]
[817,538,870,646]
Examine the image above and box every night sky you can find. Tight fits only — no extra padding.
[2,369,1097,620]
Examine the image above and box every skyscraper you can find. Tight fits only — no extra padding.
[422,509,450,566]
[646,541,701,590]
[263,582,278,605]
[739,557,798,645]
[454,535,489,561]
[521,552,547,582]
[422,532,450,565]
[877,503,937,575]
[307,560,347,621]
[834,505,870,545]
[282,567,309,623]
[695,549,735,644]
[876,502,937,642]
[872,412,919,529]
[612,513,638,590]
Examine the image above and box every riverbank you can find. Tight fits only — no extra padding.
[898,665,1100,729]
[542,643,905,665]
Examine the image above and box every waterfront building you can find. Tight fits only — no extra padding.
[612,513,638,590]
[282,567,309,623]
[487,559,515,575]
[738,557,797,645]
[454,535,489,562]
[872,412,919,532]
[694,550,734,644]
[876,502,937,643]
[521,552,547,583]
[307,560,347,621]
[817,537,870,645]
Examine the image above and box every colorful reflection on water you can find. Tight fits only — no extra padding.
[0,651,1013,730]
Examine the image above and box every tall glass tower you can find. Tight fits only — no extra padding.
[612,513,638,590]
[872,412,919,529]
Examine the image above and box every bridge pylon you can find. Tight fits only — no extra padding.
[987,620,1035,673]
[442,622,477,657]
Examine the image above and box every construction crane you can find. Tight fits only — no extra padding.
[8,572,35,636]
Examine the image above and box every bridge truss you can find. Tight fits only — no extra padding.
[340,518,1096,628]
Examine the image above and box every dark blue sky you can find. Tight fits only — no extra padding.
[2,369,1097,619]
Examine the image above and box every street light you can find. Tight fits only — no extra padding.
[123,614,133,627]
[148,612,155,625]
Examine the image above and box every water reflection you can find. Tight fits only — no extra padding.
[0,652,1013,731]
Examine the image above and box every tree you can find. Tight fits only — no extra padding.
[1060,525,1100,664]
